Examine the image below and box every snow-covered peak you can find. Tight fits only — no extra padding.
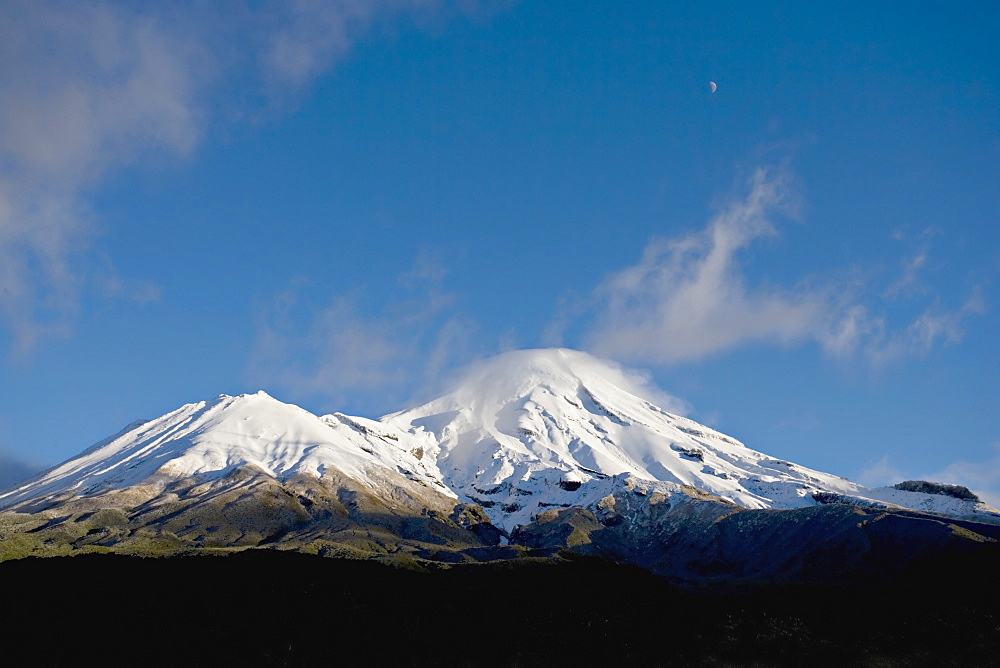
[0,391,445,511]
[392,348,688,420]
[383,348,1000,529]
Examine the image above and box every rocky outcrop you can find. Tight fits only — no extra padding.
[449,503,506,545]
[893,480,981,502]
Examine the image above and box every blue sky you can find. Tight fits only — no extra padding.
[1,1,998,502]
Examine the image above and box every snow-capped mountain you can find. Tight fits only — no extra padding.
[2,349,996,533]
[0,391,448,514]
[382,349,999,529]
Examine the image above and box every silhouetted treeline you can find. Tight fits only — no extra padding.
[1,549,997,667]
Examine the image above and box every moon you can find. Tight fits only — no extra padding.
[709,81,717,93]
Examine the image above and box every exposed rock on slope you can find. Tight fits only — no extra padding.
[510,485,1000,589]
[893,479,980,501]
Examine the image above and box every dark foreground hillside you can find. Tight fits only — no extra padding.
[1,549,998,667]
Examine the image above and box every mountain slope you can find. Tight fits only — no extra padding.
[382,349,999,530]
[0,392,505,560]
[0,391,444,513]
[512,492,1000,589]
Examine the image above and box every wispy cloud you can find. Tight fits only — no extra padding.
[0,0,505,355]
[864,293,985,365]
[883,226,939,299]
[0,1,203,353]
[0,450,44,491]
[884,250,928,298]
[856,455,907,487]
[586,168,837,363]
[925,445,1000,509]
[247,259,481,414]
[580,167,984,367]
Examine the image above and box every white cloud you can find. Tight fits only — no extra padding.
[587,168,845,363]
[0,0,505,354]
[263,0,429,90]
[581,167,984,367]
[0,1,203,353]
[247,261,480,413]
[864,293,985,365]
[427,347,693,418]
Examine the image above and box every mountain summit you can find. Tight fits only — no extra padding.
[0,390,444,513]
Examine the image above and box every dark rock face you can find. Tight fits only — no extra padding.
[811,491,888,508]
[893,479,981,502]
[449,503,506,545]
[670,444,705,461]
[509,490,1000,591]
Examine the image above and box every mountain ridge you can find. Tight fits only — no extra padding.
[2,349,997,532]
